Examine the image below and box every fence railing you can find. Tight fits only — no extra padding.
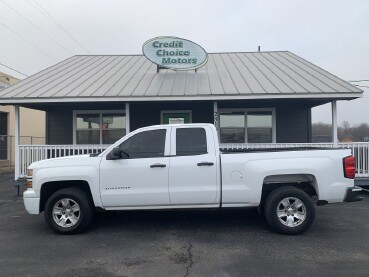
[18,144,110,177]
[16,143,369,178]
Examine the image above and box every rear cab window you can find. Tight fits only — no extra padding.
[176,128,207,156]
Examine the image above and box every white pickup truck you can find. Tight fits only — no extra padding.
[23,124,362,235]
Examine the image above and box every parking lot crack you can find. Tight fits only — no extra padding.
[184,242,194,277]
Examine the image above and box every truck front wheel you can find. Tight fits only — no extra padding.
[264,186,315,235]
[44,188,93,234]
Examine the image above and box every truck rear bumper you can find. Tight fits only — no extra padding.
[344,186,364,202]
[23,190,40,214]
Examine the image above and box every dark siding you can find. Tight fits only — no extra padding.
[43,100,312,144]
[307,108,312,142]
[47,107,73,144]
[276,104,311,143]
[130,101,213,131]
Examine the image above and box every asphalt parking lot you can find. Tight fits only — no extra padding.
[1,173,369,277]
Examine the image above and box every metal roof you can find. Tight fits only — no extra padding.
[0,51,362,103]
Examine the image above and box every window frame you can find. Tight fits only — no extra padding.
[218,108,276,143]
[73,110,125,145]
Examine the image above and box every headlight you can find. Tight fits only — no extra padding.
[26,169,33,188]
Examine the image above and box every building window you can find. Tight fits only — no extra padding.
[219,112,245,143]
[247,111,273,143]
[219,109,275,143]
[74,110,125,144]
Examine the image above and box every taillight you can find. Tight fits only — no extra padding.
[343,156,356,179]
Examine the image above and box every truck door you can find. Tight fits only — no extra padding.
[100,127,171,207]
[169,126,219,205]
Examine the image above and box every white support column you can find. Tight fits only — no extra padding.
[213,101,219,132]
[14,105,20,180]
[125,103,130,134]
[213,102,220,141]
[332,100,338,147]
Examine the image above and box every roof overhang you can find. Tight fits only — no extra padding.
[0,92,362,104]
[0,52,363,105]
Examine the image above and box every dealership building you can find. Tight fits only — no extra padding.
[0,38,363,178]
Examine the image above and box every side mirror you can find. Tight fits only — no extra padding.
[107,147,130,160]
[107,147,122,160]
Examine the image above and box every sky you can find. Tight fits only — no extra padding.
[0,0,368,125]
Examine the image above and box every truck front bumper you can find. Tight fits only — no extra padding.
[344,186,364,203]
[23,190,40,214]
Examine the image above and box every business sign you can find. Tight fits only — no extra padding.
[142,36,208,70]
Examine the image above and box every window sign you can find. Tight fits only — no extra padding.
[169,118,184,124]
[142,36,208,70]
[162,112,191,124]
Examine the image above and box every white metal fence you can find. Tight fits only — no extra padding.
[18,144,109,177]
[16,143,369,178]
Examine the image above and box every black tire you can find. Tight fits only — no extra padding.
[264,186,315,235]
[44,188,93,234]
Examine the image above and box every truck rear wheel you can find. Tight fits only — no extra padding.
[264,186,315,235]
[44,188,93,234]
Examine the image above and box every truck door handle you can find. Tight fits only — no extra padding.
[150,163,167,168]
[197,162,214,166]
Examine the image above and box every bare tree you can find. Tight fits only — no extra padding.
[312,121,369,142]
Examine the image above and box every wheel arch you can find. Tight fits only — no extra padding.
[39,180,93,213]
[261,174,318,205]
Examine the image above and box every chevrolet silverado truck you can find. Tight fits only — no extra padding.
[23,124,363,235]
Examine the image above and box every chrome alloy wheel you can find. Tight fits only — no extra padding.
[52,198,81,228]
[276,197,307,227]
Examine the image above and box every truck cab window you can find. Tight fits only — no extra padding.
[176,128,207,156]
[119,129,166,159]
